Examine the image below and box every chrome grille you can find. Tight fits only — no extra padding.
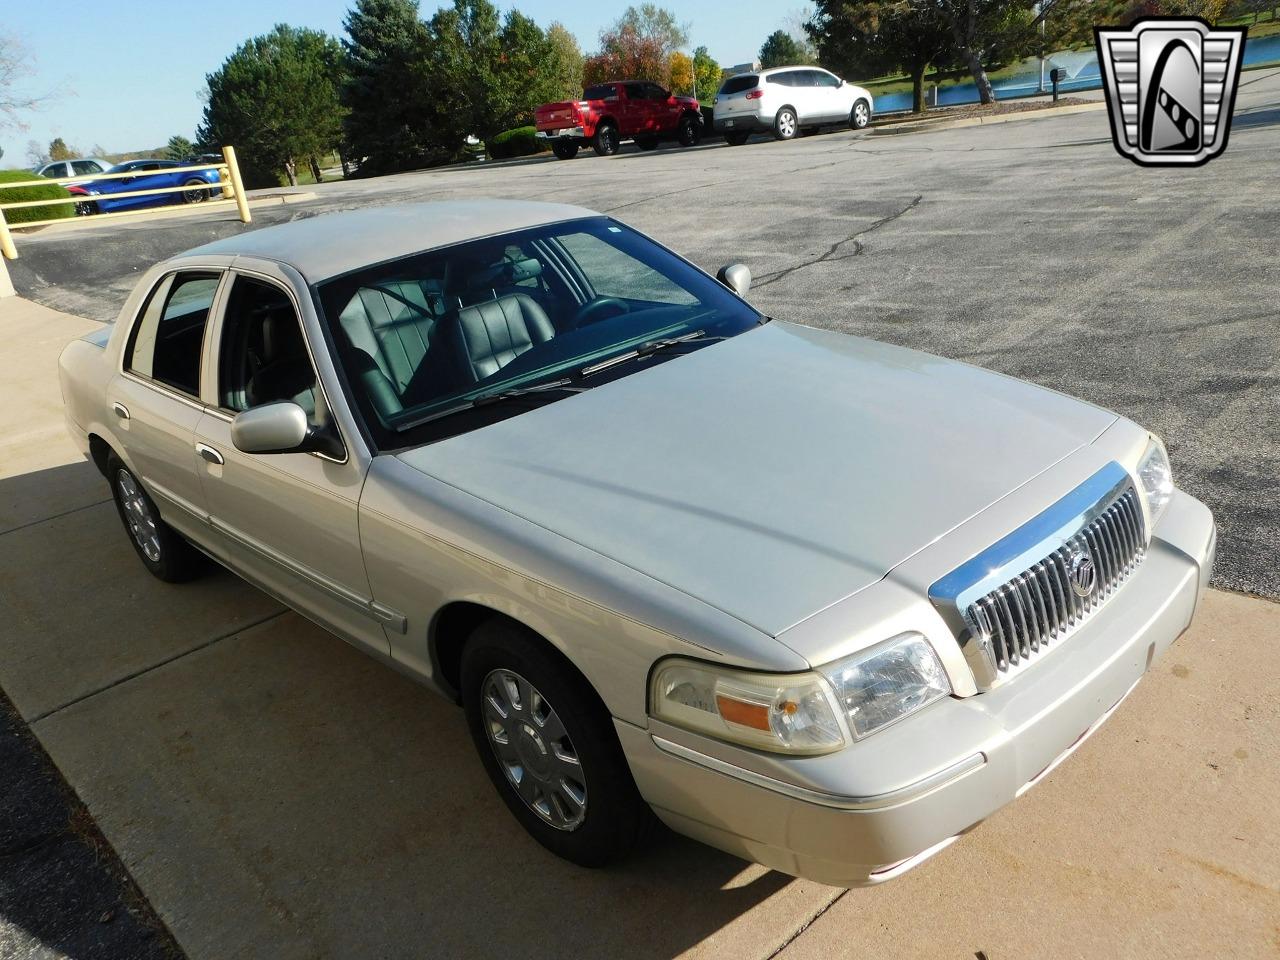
[965,488,1145,676]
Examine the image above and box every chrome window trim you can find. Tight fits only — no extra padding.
[650,736,986,811]
[118,370,206,413]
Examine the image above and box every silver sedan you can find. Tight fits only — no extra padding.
[58,201,1215,886]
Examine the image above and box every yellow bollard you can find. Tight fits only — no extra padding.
[222,146,252,224]
[0,207,17,261]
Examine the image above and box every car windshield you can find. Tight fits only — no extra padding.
[315,217,761,449]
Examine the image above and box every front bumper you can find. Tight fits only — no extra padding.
[619,489,1215,887]
[535,127,586,141]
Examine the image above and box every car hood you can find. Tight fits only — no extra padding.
[397,322,1116,638]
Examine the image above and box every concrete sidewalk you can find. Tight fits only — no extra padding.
[1,296,1277,959]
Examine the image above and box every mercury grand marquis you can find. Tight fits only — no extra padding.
[58,200,1216,886]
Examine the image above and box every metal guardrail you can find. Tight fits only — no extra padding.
[0,146,251,280]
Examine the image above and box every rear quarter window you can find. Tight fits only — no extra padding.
[719,76,759,95]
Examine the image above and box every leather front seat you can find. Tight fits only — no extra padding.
[450,293,556,381]
[247,311,317,415]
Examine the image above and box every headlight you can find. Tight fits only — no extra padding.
[1137,435,1174,528]
[650,661,847,754]
[650,634,952,752]
[818,633,951,739]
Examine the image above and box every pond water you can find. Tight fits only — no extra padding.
[873,33,1280,114]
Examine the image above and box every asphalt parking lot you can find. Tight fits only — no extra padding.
[2,71,1279,959]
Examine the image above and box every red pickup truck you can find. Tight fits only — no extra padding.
[535,81,703,160]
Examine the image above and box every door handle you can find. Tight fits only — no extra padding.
[196,442,224,466]
[112,402,130,421]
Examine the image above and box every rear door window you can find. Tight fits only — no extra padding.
[126,272,220,397]
[583,84,617,100]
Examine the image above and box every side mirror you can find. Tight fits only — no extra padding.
[838,78,846,87]
[231,401,340,457]
[716,263,752,298]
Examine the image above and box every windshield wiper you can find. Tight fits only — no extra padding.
[470,378,587,406]
[395,379,586,431]
[575,329,729,378]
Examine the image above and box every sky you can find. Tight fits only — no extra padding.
[2,0,802,166]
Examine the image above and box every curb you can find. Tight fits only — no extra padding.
[871,100,1108,136]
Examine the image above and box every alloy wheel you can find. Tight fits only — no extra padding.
[116,470,162,563]
[778,110,797,139]
[481,668,587,831]
[182,180,207,203]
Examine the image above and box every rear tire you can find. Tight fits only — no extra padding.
[592,123,620,157]
[74,199,98,216]
[551,141,580,160]
[461,619,652,868]
[724,131,750,146]
[850,98,871,130]
[773,107,799,141]
[181,178,210,203]
[677,114,701,147]
[107,455,202,583]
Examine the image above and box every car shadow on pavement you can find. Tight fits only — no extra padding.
[0,461,812,960]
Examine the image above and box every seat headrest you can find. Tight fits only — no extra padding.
[501,258,542,284]
[260,309,305,362]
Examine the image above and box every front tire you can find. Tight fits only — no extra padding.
[592,122,620,157]
[551,140,580,160]
[773,107,799,141]
[851,98,872,130]
[108,456,201,582]
[677,114,701,147]
[461,619,652,867]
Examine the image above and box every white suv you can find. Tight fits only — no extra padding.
[713,66,874,145]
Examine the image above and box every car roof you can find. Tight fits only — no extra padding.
[725,65,836,81]
[176,199,600,282]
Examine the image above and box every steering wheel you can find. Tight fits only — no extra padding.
[573,297,630,328]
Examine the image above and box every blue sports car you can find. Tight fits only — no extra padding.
[68,159,223,216]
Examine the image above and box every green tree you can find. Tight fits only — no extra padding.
[166,135,194,160]
[583,5,689,86]
[760,29,806,68]
[426,0,567,149]
[342,0,444,174]
[808,0,955,113]
[200,24,346,186]
[48,137,72,160]
[546,22,584,99]
[692,45,721,101]
[618,4,689,50]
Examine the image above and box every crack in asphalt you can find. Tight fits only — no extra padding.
[754,194,923,289]
[602,177,738,213]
